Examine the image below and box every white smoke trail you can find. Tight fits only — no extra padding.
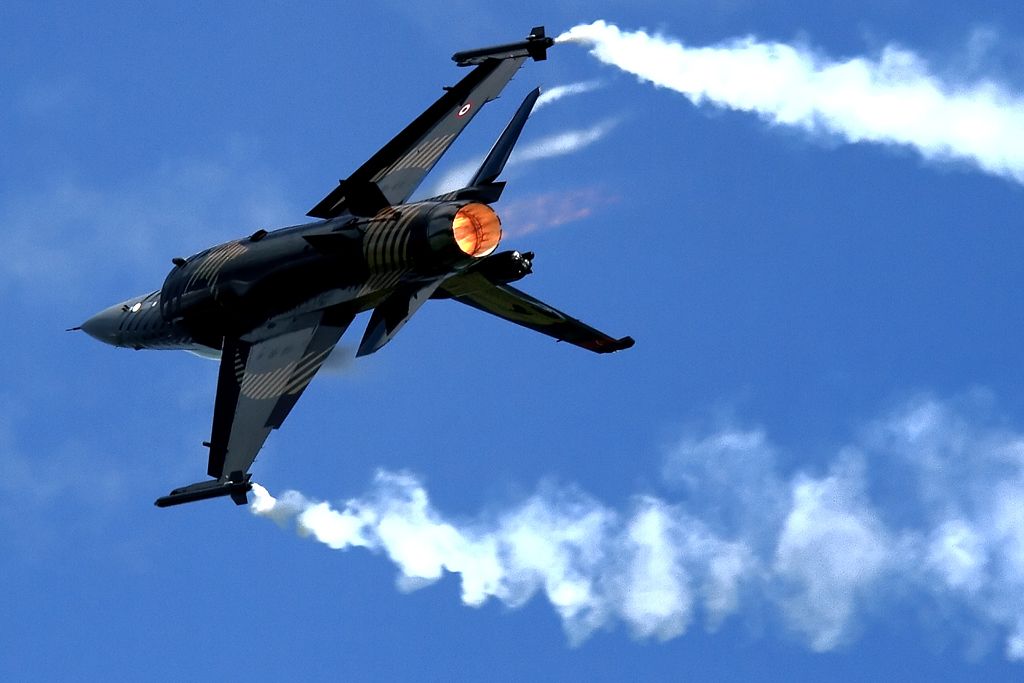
[534,80,602,110]
[429,120,616,195]
[557,21,1024,185]
[427,78,612,196]
[252,473,747,645]
[510,119,617,164]
[252,395,1024,659]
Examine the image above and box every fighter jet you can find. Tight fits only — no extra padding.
[76,27,633,508]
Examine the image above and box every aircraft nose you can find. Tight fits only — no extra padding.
[80,304,123,346]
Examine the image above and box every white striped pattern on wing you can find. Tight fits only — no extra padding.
[233,346,246,383]
[371,133,456,181]
[239,345,336,401]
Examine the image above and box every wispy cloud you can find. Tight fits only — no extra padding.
[253,394,1024,659]
[0,140,292,302]
[13,79,87,119]
[0,401,130,526]
[558,20,1024,185]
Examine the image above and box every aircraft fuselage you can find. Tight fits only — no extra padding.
[77,26,632,508]
[82,199,509,353]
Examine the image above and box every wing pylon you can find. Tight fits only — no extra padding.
[451,26,554,66]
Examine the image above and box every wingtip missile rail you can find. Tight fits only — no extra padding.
[452,26,555,66]
[154,475,252,508]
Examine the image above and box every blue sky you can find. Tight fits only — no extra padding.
[4,1,1024,680]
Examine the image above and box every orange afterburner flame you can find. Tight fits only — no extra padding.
[452,203,502,257]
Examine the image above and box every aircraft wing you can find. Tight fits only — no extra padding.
[439,272,634,354]
[205,306,355,482]
[155,306,355,507]
[307,27,553,219]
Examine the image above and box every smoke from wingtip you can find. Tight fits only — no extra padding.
[557,20,1024,185]
[252,395,1024,659]
[251,471,744,645]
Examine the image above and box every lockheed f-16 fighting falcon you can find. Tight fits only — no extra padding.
[76,27,634,509]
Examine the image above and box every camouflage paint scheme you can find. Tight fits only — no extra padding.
[78,28,633,508]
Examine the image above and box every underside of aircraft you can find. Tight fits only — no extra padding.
[77,27,634,508]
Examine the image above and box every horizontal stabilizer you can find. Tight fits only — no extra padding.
[452,26,554,66]
[439,271,635,354]
[155,474,252,508]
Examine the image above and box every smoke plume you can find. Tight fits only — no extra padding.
[534,80,602,110]
[510,119,617,164]
[429,120,615,196]
[557,21,1024,185]
[253,395,1024,659]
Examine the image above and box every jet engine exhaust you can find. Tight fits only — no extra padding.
[452,203,502,257]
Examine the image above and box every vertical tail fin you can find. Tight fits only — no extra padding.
[428,87,542,204]
[469,87,541,187]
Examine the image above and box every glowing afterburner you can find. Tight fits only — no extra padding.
[452,203,502,257]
